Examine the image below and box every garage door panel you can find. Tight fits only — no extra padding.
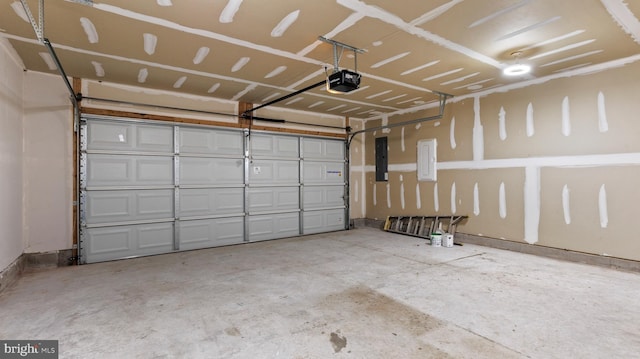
[180,157,244,185]
[250,134,299,158]
[179,217,244,250]
[84,222,174,263]
[302,138,344,160]
[86,189,174,224]
[303,162,345,184]
[179,188,244,217]
[303,209,345,234]
[303,186,345,209]
[248,187,299,213]
[249,160,299,184]
[87,121,173,153]
[86,154,174,187]
[179,128,243,155]
[248,213,300,241]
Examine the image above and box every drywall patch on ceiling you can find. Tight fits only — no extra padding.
[207,83,220,93]
[10,1,29,23]
[397,97,422,105]
[496,16,562,41]
[297,13,364,56]
[265,65,287,78]
[157,0,172,6]
[308,101,324,108]
[468,0,531,28]
[454,78,492,90]
[383,94,407,102]
[423,68,463,82]
[38,52,56,70]
[343,107,361,113]
[553,62,593,73]
[91,61,104,77]
[193,47,210,65]
[231,83,257,101]
[562,184,571,224]
[401,60,439,76]
[336,0,502,69]
[529,39,596,60]
[80,17,99,43]
[143,33,157,55]
[597,91,609,132]
[371,52,411,69]
[541,50,603,68]
[173,76,187,88]
[137,68,148,83]
[285,97,303,105]
[601,0,640,44]
[262,92,281,102]
[327,104,347,111]
[441,72,479,86]
[599,184,608,228]
[520,30,586,52]
[271,10,300,37]
[366,90,393,99]
[231,57,250,72]
[411,0,464,26]
[220,0,243,23]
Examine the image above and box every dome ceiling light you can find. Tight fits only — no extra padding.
[503,51,531,76]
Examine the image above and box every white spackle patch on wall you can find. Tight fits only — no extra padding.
[434,121,441,127]
[562,184,571,224]
[373,131,377,136]
[373,183,377,206]
[80,17,99,44]
[386,183,391,208]
[450,116,457,149]
[598,91,609,133]
[400,175,405,209]
[137,68,148,83]
[354,180,359,203]
[401,127,405,152]
[499,182,507,219]
[562,96,571,136]
[232,57,250,72]
[526,102,535,137]
[416,183,422,209]
[173,76,187,88]
[524,166,541,244]
[473,182,480,216]
[382,114,391,133]
[271,10,300,37]
[434,183,440,212]
[473,97,485,160]
[498,106,507,141]
[416,123,421,130]
[599,184,609,228]
[193,47,210,64]
[451,182,457,214]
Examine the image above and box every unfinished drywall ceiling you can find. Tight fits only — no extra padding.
[0,0,639,118]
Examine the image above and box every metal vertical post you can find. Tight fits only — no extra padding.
[173,126,180,251]
[299,137,304,236]
[243,129,250,242]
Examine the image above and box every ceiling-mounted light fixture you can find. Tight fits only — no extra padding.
[503,51,531,76]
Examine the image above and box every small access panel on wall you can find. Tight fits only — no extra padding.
[417,139,437,181]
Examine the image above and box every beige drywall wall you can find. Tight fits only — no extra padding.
[349,118,366,219]
[23,72,73,253]
[0,39,24,271]
[364,60,640,261]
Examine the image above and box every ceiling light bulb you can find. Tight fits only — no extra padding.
[503,64,531,76]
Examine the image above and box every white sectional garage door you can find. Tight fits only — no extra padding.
[80,116,346,263]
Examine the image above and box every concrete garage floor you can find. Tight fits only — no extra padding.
[1,228,639,358]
